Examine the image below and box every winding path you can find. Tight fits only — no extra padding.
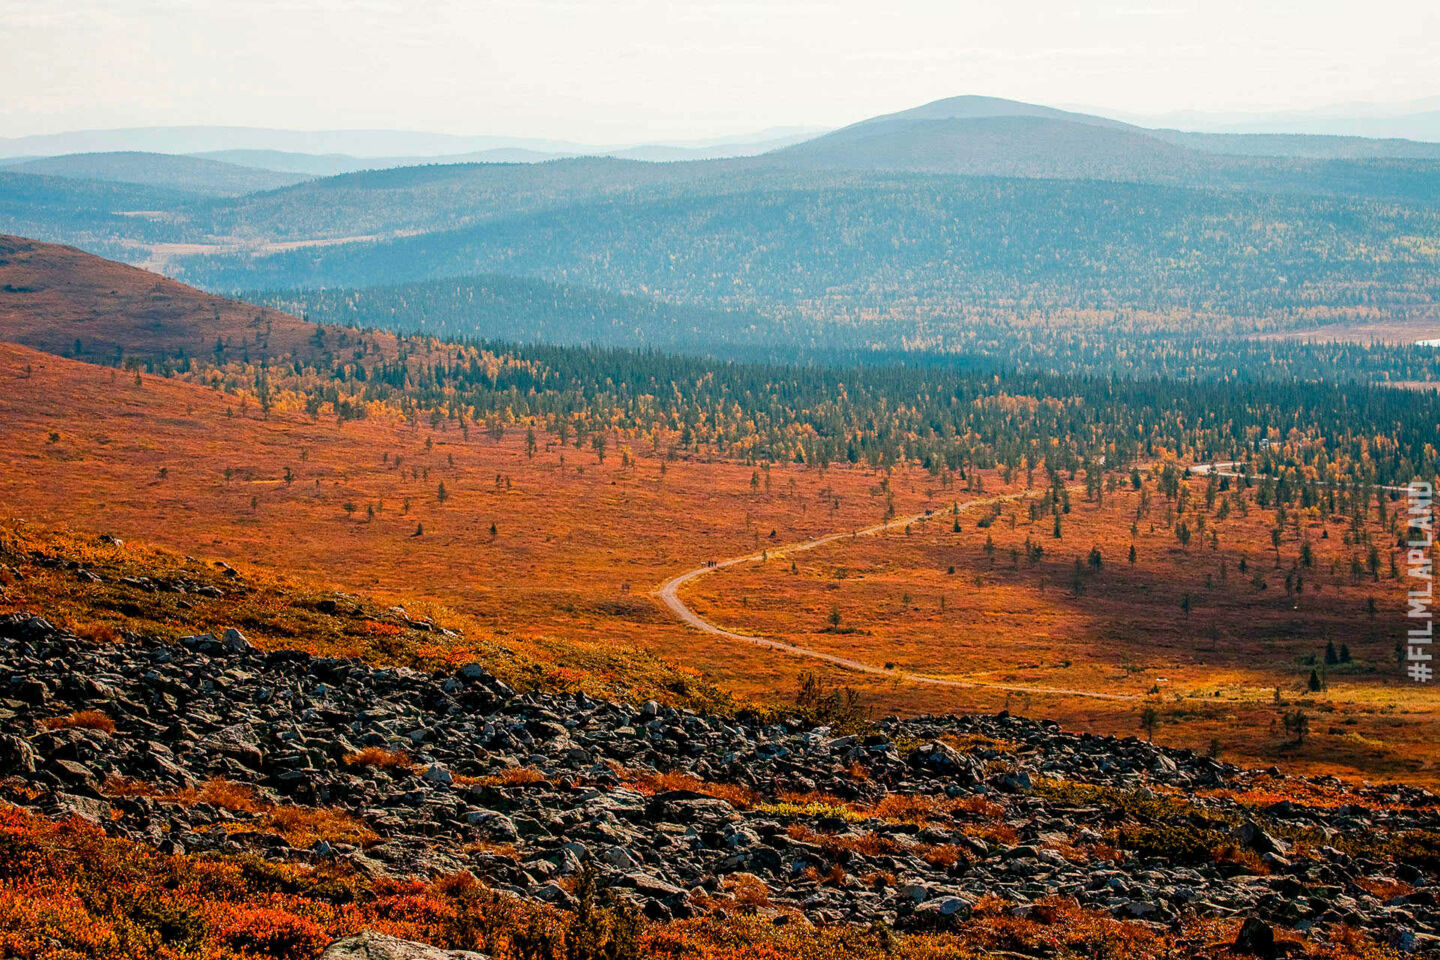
[656,460,1415,703]
[655,489,1138,702]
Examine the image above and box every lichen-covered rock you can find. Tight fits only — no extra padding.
[320,931,488,959]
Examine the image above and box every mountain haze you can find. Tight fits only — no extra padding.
[0,151,312,196]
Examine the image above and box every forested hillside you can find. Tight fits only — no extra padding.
[254,274,1440,378]
[3,95,1439,360]
[250,274,778,352]
[180,176,1440,336]
[191,156,755,241]
[8,238,1436,487]
[0,172,196,257]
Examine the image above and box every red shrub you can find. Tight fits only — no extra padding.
[215,906,326,960]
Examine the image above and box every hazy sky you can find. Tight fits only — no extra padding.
[2,0,1437,141]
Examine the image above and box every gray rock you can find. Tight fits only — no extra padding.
[910,895,973,929]
[319,931,488,959]
[0,734,36,774]
[1235,823,1285,856]
[0,611,1433,943]
[599,845,640,869]
[222,628,255,653]
[200,725,264,769]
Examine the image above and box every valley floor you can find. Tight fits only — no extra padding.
[0,341,1434,785]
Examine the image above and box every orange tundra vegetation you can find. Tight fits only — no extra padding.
[0,340,935,696]
[39,710,117,734]
[0,520,733,711]
[1,337,1436,783]
[680,469,1440,783]
[341,747,416,771]
[0,803,1397,960]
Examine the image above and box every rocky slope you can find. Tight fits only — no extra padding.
[1,613,1436,953]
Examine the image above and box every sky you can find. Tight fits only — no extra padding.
[2,0,1438,142]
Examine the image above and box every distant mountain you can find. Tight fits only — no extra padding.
[191,156,767,242]
[769,95,1440,186]
[6,95,1440,326]
[190,150,401,176]
[161,98,1439,252]
[1110,98,1440,142]
[0,171,198,259]
[0,126,587,160]
[191,148,564,175]
[0,152,311,196]
[606,130,826,161]
[0,125,830,165]
[846,95,1130,129]
[1214,109,1440,142]
[190,133,821,177]
[189,131,826,175]
[773,96,1191,180]
[1146,130,1440,160]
